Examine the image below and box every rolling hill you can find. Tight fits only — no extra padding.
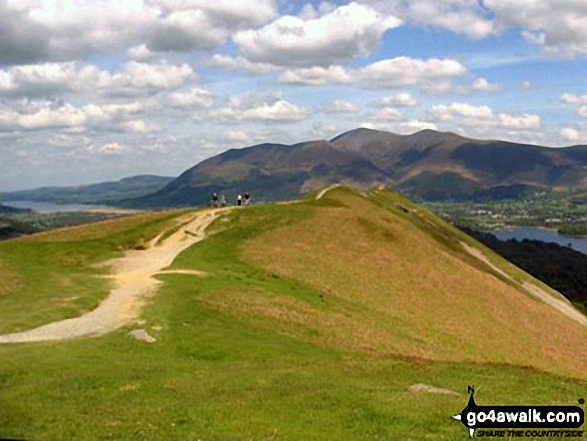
[1,186,586,440]
[127,128,587,207]
[1,175,174,205]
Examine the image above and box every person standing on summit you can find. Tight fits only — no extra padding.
[237,194,242,206]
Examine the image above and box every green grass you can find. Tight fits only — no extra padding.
[1,189,586,440]
[0,210,188,333]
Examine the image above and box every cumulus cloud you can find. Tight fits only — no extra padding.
[321,100,359,113]
[361,119,438,134]
[204,54,275,74]
[472,78,502,92]
[278,56,467,92]
[223,130,249,141]
[486,0,587,56]
[0,100,146,132]
[208,98,307,122]
[366,107,403,122]
[0,61,194,99]
[380,93,418,107]
[429,102,541,130]
[560,127,587,143]
[362,0,493,38]
[169,87,214,108]
[233,2,402,68]
[561,93,587,118]
[0,0,278,64]
[99,142,126,154]
[365,0,587,56]
[561,93,587,104]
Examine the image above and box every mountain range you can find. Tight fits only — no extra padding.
[3,129,587,207]
[129,128,587,206]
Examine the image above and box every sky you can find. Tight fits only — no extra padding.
[2,0,587,191]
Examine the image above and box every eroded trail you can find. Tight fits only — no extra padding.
[461,241,587,327]
[0,209,224,344]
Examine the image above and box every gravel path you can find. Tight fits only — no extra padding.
[0,209,225,344]
[461,241,587,327]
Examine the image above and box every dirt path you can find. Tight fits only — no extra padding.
[316,184,340,200]
[461,242,587,327]
[0,209,226,344]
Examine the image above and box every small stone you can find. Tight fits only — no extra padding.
[128,329,156,343]
[408,384,459,396]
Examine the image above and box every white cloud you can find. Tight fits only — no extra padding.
[127,44,154,60]
[357,57,467,89]
[99,142,126,154]
[363,0,493,39]
[208,98,307,122]
[380,93,418,107]
[322,100,359,113]
[366,0,587,56]
[521,81,534,90]
[560,127,587,143]
[361,119,438,134]
[122,120,161,133]
[498,113,541,130]
[233,2,402,68]
[472,78,502,92]
[169,88,214,108]
[121,62,194,89]
[367,107,403,122]
[205,54,275,74]
[580,107,587,118]
[0,61,194,98]
[0,0,278,64]
[278,56,467,92]
[430,102,540,130]
[0,100,147,132]
[485,0,587,56]
[277,66,353,85]
[561,93,587,104]
[223,130,249,141]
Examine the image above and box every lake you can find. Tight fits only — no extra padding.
[2,200,99,213]
[489,227,587,256]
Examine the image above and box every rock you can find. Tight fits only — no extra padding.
[408,384,459,396]
[128,329,156,343]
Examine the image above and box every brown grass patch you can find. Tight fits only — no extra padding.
[18,210,185,242]
[241,190,587,380]
[0,261,25,296]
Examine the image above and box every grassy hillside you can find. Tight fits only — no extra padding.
[0,210,189,333]
[1,187,586,441]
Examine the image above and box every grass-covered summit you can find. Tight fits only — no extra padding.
[1,186,586,440]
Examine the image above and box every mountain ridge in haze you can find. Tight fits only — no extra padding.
[1,175,174,205]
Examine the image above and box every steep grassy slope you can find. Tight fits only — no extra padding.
[1,187,586,441]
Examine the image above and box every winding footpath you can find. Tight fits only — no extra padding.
[0,209,225,344]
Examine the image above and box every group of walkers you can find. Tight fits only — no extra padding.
[210,192,252,208]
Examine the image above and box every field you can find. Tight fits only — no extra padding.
[1,187,586,440]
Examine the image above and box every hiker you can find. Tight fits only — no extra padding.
[237,194,242,206]
[211,192,219,208]
[244,192,251,206]
[220,194,226,207]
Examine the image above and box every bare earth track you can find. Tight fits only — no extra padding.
[0,209,225,344]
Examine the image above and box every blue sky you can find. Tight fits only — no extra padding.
[1,0,587,191]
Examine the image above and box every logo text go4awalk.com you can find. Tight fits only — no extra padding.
[452,386,585,438]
